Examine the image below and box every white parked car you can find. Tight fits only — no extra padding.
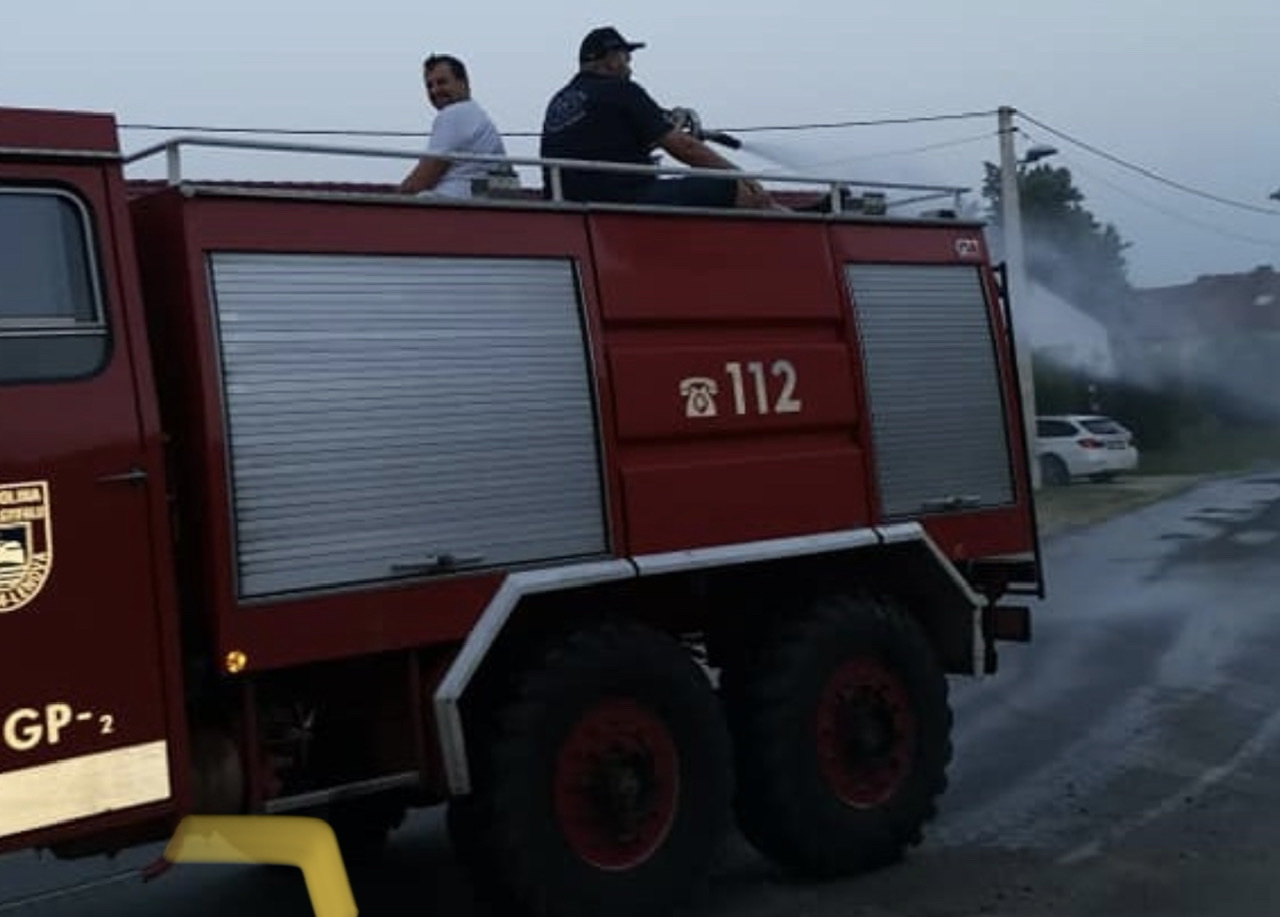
[1035,414,1139,485]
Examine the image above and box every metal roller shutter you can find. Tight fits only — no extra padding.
[206,252,608,599]
[845,263,1015,519]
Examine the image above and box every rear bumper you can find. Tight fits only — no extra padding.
[1076,447,1139,475]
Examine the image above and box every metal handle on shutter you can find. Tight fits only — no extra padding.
[390,552,486,576]
[920,494,983,513]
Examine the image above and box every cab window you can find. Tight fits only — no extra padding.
[0,187,108,383]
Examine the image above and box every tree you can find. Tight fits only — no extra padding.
[982,161,1133,316]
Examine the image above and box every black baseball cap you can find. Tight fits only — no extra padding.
[579,26,646,62]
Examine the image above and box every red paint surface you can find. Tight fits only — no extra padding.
[218,573,504,672]
[589,214,842,323]
[608,342,858,441]
[554,698,679,869]
[0,111,1039,858]
[817,658,914,807]
[621,449,871,554]
[828,222,993,265]
[127,189,612,670]
[0,106,119,154]
[7,171,1035,683]
[588,212,880,555]
[129,191,1032,590]
[828,222,1035,555]
[0,157,180,847]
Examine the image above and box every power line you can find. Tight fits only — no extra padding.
[788,130,996,170]
[117,108,1000,140]
[710,110,999,133]
[1059,151,1280,250]
[1018,110,1280,219]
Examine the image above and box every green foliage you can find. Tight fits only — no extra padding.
[983,162,1133,310]
[1032,357,1202,451]
[987,150,1280,471]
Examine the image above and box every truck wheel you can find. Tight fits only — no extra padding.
[721,593,951,878]
[447,619,733,917]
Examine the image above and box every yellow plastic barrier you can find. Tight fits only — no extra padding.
[161,815,358,917]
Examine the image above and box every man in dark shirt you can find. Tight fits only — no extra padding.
[539,26,777,209]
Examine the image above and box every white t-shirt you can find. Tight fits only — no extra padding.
[423,99,507,199]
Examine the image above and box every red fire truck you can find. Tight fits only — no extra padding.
[0,104,1042,916]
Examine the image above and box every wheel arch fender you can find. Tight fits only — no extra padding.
[431,523,983,797]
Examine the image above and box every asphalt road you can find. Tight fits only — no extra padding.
[7,470,1280,917]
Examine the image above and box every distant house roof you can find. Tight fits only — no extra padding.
[1125,265,1280,341]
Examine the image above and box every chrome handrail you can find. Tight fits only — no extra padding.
[123,134,970,214]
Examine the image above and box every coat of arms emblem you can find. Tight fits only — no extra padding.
[0,481,53,614]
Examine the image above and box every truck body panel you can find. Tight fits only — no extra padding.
[0,109,184,850]
[0,105,1044,904]
[122,182,1034,679]
[591,213,872,553]
[128,187,612,671]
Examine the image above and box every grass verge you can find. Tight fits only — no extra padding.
[1135,426,1280,476]
[1035,475,1205,538]
[1034,425,1280,538]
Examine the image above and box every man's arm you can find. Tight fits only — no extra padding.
[655,126,775,209]
[623,82,776,209]
[400,106,464,193]
[624,83,743,172]
[654,130,737,170]
[399,156,449,193]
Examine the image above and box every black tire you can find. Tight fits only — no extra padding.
[1041,454,1070,487]
[721,593,952,879]
[447,619,733,917]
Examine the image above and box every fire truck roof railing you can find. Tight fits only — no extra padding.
[122,134,973,217]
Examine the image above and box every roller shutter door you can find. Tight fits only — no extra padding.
[845,263,1015,519]
[207,252,608,599]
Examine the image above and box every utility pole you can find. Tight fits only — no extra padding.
[998,105,1042,491]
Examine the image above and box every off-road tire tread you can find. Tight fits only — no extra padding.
[448,619,733,917]
[721,592,952,878]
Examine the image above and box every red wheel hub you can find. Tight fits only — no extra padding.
[553,698,680,870]
[816,658,914,808]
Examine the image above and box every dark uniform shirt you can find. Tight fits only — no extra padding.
[539,72,672,203]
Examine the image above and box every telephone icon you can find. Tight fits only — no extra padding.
[679,376,719,419]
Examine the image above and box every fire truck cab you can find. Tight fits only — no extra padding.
[0,104,1041,917]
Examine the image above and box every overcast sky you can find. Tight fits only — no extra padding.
[7,0,1279,288]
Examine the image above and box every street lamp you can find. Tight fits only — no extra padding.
[997,107,1057,491]
[1024,144,1059,165]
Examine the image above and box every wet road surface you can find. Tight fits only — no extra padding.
[6,470,1280,916]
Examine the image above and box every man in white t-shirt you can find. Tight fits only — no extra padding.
[399,54,509,199]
